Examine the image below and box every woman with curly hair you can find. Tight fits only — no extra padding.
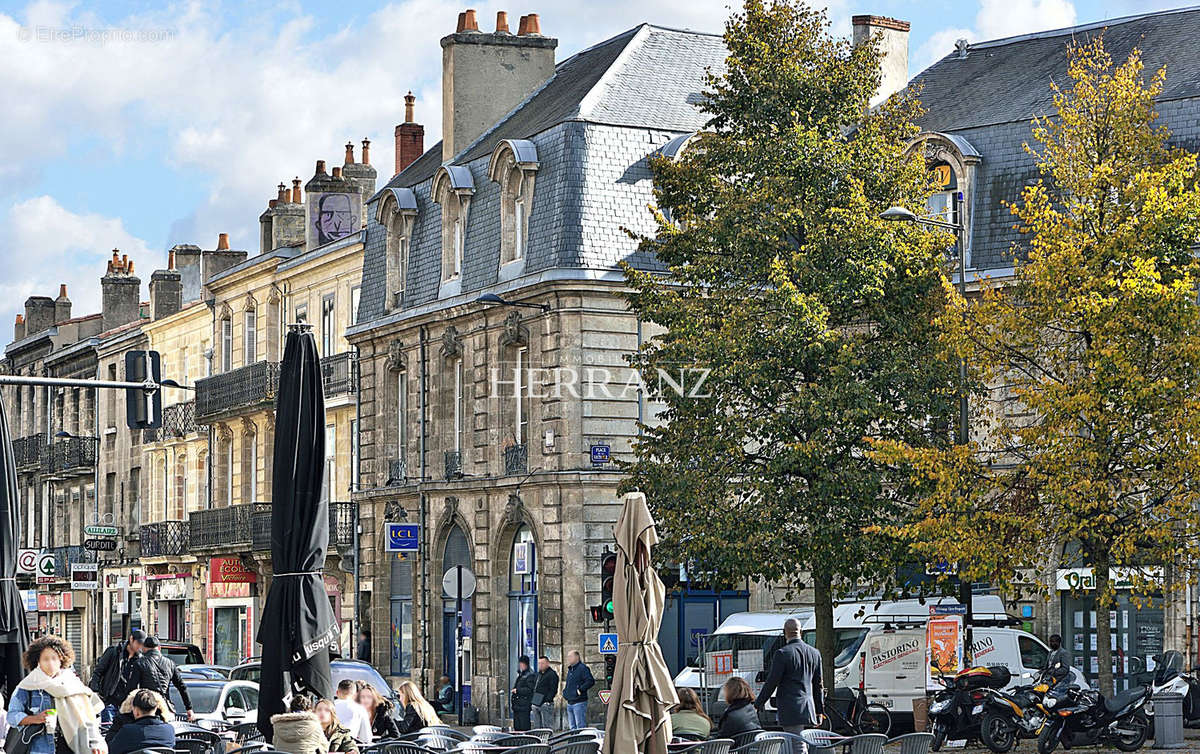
[6,635,106,754]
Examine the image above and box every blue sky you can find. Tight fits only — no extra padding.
[0,0,1189,330]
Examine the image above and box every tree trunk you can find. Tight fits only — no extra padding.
[814,569,836,694]
[1093,547,1114,697]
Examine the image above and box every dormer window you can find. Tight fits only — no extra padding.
[432,166,475,297]
[908,131,982,267]
[489,140,539,279]
[377,188,418,313]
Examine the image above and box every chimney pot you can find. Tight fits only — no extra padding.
[121,254,128,270]
[168,249,176,270]
[315,159,327,175]
[332,166,343,179]
[496,11,509,32]
[127,260,134,275]
[217,232,230,251]
[361,138,371,165]
[462,8,478,31]
[292,177,303,204]
[277,182,288,202]
[456,11,466,32]
[268,199,278,208]
[517,14,529,34]
[404,91,415,124]
[58,284,67,299]
[15,314,22,324]
[345,142,355,164]
[524,13,540,35]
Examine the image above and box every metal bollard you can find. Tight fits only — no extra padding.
[1153,692,1186,749]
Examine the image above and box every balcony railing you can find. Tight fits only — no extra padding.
[189,503,256,550]
[48,545,94,578]
[252,502,356,551]
[321,352,357,398]
[12,434,44,469]
[195,361,280,423]
[140,520,189,558]
[163,401,198,439]
[504,443,528,475]
[444,450,462,479]
[386,457,408,486]
[44,437,98,475]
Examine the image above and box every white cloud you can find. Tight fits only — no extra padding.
[913,0,1077,74]
[2,196,153,326]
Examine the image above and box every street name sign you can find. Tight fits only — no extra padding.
[84,525,118,537]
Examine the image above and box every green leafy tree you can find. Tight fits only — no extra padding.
[620,0,957,689]
[874,37,1200,695]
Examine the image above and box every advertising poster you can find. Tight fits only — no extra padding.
[927,617,963,689]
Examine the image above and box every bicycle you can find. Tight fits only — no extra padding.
[819,683,893,737]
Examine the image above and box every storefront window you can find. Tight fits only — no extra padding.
[508,526,538,685]
[389,550,412,676]
[442,525,472,692]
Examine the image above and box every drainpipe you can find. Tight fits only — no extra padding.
[352,345,361,642]
[419,326,429,688]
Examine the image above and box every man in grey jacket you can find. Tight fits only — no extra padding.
[755,618,823,754]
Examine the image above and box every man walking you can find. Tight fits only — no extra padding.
[1046,634,1071,672]
[755,618,823,754]
[510,656,536,731]
[90,629,144,722]
[333,679,372,743]
[562,650,595,730]
[531,655,559,731]
[355,629,371,662]
[132,635,195,721]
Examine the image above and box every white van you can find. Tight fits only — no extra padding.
[672,596,1087,726]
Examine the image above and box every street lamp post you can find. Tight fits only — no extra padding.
[882,191,975,664]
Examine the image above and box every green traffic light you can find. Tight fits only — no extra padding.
[604,599,614,616]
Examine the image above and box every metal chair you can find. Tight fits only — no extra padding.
[733,740,785,754]
[425,727,469,741]
[414,734,460,752]
[548,742,601,754]
[527,728,554,742]
[171,738,219,754]
[507,746,550,754]
[127,748,177,754]
[472,725,502,735]
[549,728,600,742]
[885,733,933,754]
[848,733,888,754]
[549,732,600,746]
[731,732,762,748]
[386,743,437,754]
[222,745,274,754]
[801,728,846,754]
[673,741,734,754]
[231,722,266,744]
[495,734,542,746]
[756,731,805,753]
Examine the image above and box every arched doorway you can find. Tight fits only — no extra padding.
[442,524,471,705]
[508,526,538,685]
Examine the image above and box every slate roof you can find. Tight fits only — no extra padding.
[911,7,1200,271]
[356,24,727,329]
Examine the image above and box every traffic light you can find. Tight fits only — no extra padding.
[124,351,162,430]
[591,550,618,623]
[604,654,617,684]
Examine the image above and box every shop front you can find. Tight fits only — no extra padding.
[207,557,256,667]
[1058,567,1165,691]
[103,570,145,646]
[147,572,193,643]
[37,591,83,670]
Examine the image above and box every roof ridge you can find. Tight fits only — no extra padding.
[575,24,653,122]
[445,25,646,164]
[969,4,1200,50]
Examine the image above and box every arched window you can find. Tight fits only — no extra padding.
[197,450,209,510]
[172,453,187,521]
[220,310,233,373]
[489,140,539,276]
[377,189,417,313]
[241,420,258,502]
[243,296,258,365]
[432,166,474,297]
[508,525,538,684]
[441,523,472,695]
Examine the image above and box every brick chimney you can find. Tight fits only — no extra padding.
[395,92,425,175]
[305,157,364,249]
[101,249,141,332]
[54,283,71,324]
[852,15,910,106]
[149,250,183,321]
[344,136,378,198]
[441,10,557,160]
[13,314,24,341]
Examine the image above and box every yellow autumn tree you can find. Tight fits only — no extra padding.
[875,36,1200,695]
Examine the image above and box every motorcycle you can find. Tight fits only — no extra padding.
[1149,650,1200,725]
[1037,670,1150,754]
[928,665,1013,751]
[979,667,1063,753]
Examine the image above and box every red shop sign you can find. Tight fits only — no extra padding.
[209,557,257,584]
[37,592,73,612]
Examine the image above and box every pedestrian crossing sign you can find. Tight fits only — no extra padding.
[599,633,619,655]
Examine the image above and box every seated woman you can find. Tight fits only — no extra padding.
[270,695,329,754]
[356,684,398,741]
[394,681,440,736]
[315,699,358,754]
[714,677,761,740]
[670,687,712,740]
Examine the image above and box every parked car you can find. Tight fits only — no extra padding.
[230,658,402,717]
[178,665,231,680]
[159,642,205,667]
[168,679,260,725]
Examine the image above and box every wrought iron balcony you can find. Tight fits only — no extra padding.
[386,457,408,486]
[195,361,280,423]
[444,450,462,479]
[504,443,528,475]
[189,503,256,550]
[44,437,98,476]
[140,520,189,558]
[12,434,44,469]
[48,545,94,578]
[321,352,357,398]
[162,401,198,439]
[252,502,355,551]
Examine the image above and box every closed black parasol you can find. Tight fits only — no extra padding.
[0,396,29,698]
[256,327,338,742]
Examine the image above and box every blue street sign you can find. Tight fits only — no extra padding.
[931,604,967,615]
[690,628,708,648]
[385,523,420,552]
[599,633,619,655]
[590,444,611,465]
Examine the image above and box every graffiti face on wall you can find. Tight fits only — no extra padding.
[313,193,360,245]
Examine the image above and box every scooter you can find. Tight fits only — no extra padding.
[1038,669,1150,754]
[979,667,1063,753]
[928,665,1012,751]
[1149,650,1200,725]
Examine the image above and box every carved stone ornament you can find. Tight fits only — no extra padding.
[443,496,459,524]
[386,338,407,371]
[384,500,407,520]
[499,310,529,349]
[501,492,527,530]
[441,326,463,359]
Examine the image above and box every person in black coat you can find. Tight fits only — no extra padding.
[531,656,559,731]
[108,690,177,754]
[716,677,762,740]
[131,636,194,721]
[510,656,537,731]
[90,630,144,718]
[357,683,399,740]
[754,617,823,753]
